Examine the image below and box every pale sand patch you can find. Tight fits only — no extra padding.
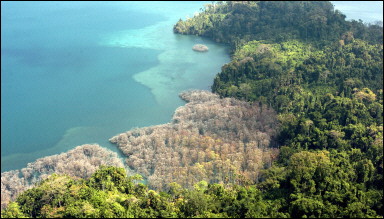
[99,21,185,104]
[100,20,173,50]
[132,47,197,104]
[99,11,226,105]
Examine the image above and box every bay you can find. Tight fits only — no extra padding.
[1,1,230,172]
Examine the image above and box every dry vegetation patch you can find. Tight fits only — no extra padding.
[110,90,280,191]
[1,144,124,209]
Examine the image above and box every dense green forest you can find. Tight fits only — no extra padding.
[2,1,383,218]
[174,1,383,49]
[175,1,383,218]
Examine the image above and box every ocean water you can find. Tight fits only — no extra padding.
[331,1,383,23]
[1,1,230,172]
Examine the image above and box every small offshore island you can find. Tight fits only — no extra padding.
[192,44,209,52]
[1,1,383,218]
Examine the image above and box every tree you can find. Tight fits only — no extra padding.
[88,166,127,192]
[1,202,27,218]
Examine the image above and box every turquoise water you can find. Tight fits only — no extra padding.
[1,1,230,172]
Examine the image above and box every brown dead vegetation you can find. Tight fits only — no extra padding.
[1,90,280,210]
[110,90,279,191]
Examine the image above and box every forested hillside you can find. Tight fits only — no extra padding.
[174,1,383,218]
[1,166,291,218]
[174,1,383,48]
[2,1,382,218]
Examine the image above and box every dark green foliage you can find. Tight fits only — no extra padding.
[4,162,381,218]
[0,166,289,218]
[88,165,128,192]
[255,150,383,218]
[174,1,383,49]
[16,187,45,218]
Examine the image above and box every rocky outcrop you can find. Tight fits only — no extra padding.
[192,44,209,52]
